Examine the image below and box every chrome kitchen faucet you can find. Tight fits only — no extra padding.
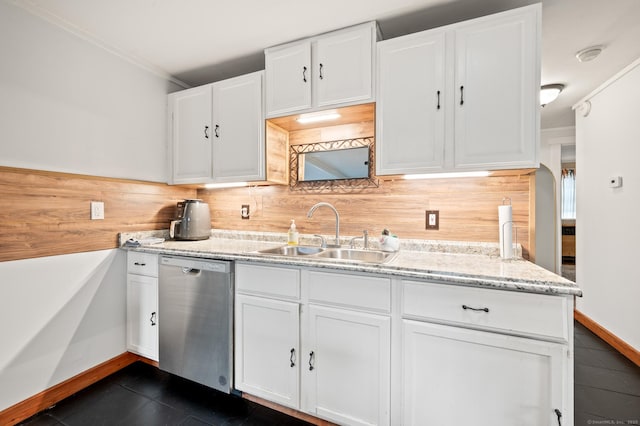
[306,202,341,248]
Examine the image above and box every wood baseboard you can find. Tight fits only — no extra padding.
[575,309,640,367]
[0,352,140,426]
[241,393,337,426]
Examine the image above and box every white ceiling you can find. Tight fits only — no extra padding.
[12,0,640,129]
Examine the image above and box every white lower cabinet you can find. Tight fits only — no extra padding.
[234,263,390,425]
[234,263,572,426]
[126,252,159,361]
[234,294,300,408]
[402,320,566,426]
[304,305,390,426]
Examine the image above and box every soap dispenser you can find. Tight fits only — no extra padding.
[287,219,299,246]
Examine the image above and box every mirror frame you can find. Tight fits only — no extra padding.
[289,136,378,192]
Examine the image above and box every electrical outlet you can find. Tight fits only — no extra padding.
[90,201,105,220]
[426,210,439,230]
[241,204,250,219]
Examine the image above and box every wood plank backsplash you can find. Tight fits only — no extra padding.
[0,167,195,262]
[198,173,533,259]
[1,166,533,262]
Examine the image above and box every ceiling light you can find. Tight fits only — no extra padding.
[404,171,490,180]
[296,111,341,124]
[540,84,564,107]
[576,45,604,63]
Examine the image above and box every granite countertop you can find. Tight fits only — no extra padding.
[120,230,582,297]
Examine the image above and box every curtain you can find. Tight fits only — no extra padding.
[561,168,576,219]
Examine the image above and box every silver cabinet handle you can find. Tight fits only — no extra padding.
[204,125,209,139]
[460,85,465,105]
[134,262,146,266]
[290,348,296,367]
[319,63,324,80]
[302,66,307,83]
[150,312,157,326]
[214,124,220,138]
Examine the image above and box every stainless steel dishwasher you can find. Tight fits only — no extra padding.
[158,256,233,393]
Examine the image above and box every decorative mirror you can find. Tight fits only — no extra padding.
[289,137,378,191]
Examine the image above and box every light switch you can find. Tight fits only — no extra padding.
[91,201,105,220]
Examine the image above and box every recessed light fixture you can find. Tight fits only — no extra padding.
[576,45,604,63]
[296,110,341,124]
[540,84,565,107]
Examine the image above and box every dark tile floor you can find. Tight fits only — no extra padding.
[574,321,640,425]
[18,321,640,426]
[17,363,311,426]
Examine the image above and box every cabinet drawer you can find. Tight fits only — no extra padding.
[127,252,158,277]
[306,270,391,313]
[236,263,300,300]
[402,280,569,341]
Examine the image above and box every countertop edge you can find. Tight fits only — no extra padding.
[124,244,582,297]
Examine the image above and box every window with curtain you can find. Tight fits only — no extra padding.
[561,168,576,219]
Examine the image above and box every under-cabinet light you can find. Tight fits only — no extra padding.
[404,171,490,180]
[204,182,248,189]
[296,111,341,124]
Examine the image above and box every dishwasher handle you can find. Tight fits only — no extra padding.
[182,267,201,276]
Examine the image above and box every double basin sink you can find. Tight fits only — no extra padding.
[255,245,397,264]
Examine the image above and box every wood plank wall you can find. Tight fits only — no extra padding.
[0,167,195,262]
[198,173,532,259]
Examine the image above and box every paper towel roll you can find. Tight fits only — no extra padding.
[498,205,513,259]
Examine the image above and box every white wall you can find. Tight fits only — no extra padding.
[575,59,640,351]
[0,1,180,182]
[0,249,126,411]
[0,1,182,411]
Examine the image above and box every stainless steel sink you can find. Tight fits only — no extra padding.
[315,248,397,264]
[257,245,326,256]
[256,245,397,264]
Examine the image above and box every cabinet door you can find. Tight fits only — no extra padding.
[168,85,213,184]
[402,320,567,426]
[126,274,158,361]
[235,294,300,409]
[212,72,265,182]
[453,6,540,170]
[376,30,446,175]
[265,42,312,117]
[315,25,373,108]
[304,305,390,426]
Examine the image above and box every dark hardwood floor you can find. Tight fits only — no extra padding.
[18,321,640,425]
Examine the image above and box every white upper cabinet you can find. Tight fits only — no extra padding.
[376,4,540,175]
[265,42,312,116]
[376,31,446,175]
[168,85,213,183]
[212,72,265,182]
[168,71,265,184]
[265,22,377,118]
[314,26,374,108]
[453,6,540,170]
